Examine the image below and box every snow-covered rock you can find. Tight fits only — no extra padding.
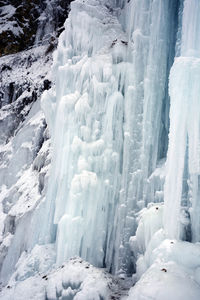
[0,0,71,56]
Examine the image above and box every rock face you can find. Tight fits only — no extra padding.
[0,0,71,56]
[0,0,73,285]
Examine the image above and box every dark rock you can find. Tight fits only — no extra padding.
[0,0,73,56]
[161,268,167,272]
[43,79,51,91]
[1,65,12,72]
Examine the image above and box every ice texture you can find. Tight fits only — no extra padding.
[127,203,200,299]
[1,0,200,298]
[163,0,200,241]
[0,255,111,300]
[41,0,178,274]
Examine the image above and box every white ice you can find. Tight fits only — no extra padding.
[41,0,177,274]
[164,0,200,241]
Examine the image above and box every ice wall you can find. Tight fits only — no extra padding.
[42,0,179,274]
[113,0,178,273]
[41,0,128,268]
[164,0,200,241]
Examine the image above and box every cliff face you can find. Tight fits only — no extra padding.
[0,0,72,286]
[0,0,71,56]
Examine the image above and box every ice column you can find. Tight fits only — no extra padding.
[42,0,129,267]
[164,0,200,241]
[112,0,178,273]
[42,0,179,274]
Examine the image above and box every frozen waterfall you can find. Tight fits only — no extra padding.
[41,0,179,274]
[164,0,200,241]
[1,0,200,298]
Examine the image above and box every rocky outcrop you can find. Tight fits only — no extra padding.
[0,0,72,56]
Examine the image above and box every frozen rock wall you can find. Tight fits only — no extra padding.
[0,45,52,285]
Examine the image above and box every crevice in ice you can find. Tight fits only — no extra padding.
[175,0,184,57]
[181,135,189,208]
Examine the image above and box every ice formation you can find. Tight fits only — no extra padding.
[41,0,178,275]
[0,254,112,300]
[1,0,200,299]
[127,203,200,299]
[164,0,200,241]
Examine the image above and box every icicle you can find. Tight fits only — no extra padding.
[164,0,200,241]
[42,0,178,273]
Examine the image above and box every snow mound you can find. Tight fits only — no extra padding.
[0,251,111,300]
[128,261,200,300]
[128,203,200,300]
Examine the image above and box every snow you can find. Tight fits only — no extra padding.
[0,5,23,36]
[0,45,53,284]
[128,203,200,300]
[128,261,200,300]
[0,255,112,300]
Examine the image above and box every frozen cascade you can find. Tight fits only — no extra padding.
[41,0,179,275]
[41,0,129,269]
[113,0,178,273]
[164,0,200,241]
[2,0,200,297]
